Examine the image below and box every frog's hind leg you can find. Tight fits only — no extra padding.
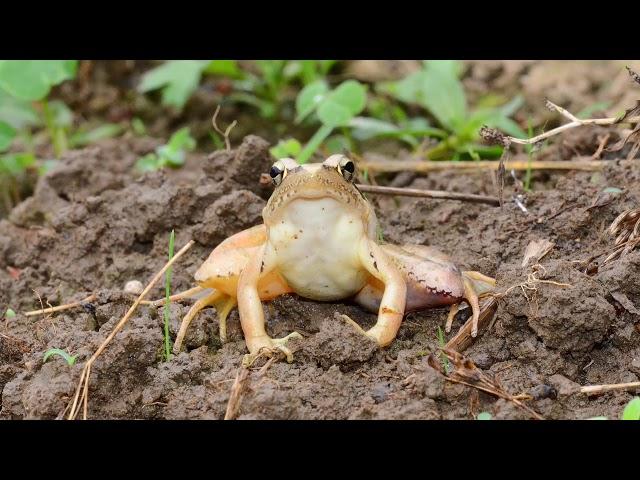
[173,290,237,353]
[445,271,496,337]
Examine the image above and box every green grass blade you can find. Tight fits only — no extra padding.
[163,229,175,361]
[43,348,77,366]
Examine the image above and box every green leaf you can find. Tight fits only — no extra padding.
[43,348,77,366]
[69,123,123,148]
[476,412,492,420]
[0,152,35,175]
[378,65,466,131]
[423,60,463,78]
[270,138,302,159]
[4,308,16,319]
[138,60,211,110]
[131,117,146,136]
[167,127,196,152]
[48,100,73,128]
[577,101,611,119]
[0,61,77,101]
[204,60,242,78]
[136,153,161,172]
[295,80,329,123]
[0,88,41,129]
[0,120,16,151]
[317,80,367,127]
[622,397,640,420]
[324,134,353,155]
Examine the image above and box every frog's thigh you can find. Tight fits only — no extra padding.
[358,239,407,347]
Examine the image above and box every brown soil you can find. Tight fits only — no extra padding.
[1,127,639,420]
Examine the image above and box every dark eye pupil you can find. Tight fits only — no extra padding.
[343,161,354,173]
[270,166,281,178]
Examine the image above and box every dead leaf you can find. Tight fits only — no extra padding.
[522,239,555,267]
[610,291,640,315]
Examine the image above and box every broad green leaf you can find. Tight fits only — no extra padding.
[295,80,329,123]
[167,127,196,151]
[622,397,640,420]
[317,80,367,127]
[270,138,302,159]
[349,117,447,142]
[0,120,16,151]
[0,88,41,129]
[378,66,466,131]
[69,123,123,148]
[423,60,463,78]
[0,152,35,175]
[0,60,77,101]
[138,60,211,110]
[43,348,77,366]
[157,145,185,167]
[136,153,161,172]
[204,60,242,78]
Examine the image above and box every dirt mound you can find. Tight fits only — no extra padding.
[1,130,639,419]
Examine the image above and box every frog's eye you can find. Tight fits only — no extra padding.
[270,162,285,186]
[338,157,355,182]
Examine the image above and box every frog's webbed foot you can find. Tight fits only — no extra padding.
[242,332,303,367]
[445,271,495,337]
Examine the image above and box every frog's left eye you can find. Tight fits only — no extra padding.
[338,157,355,182]
[270,162,285,186]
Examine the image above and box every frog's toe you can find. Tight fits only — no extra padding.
[337,313,378,343]
[243,332,303,366]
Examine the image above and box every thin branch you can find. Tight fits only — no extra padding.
[355,184,500,206]
[486,110,640,147]
[580,381,640,395]
[24,294,96,317]
[212,105,237,151]
[359,157,610,174]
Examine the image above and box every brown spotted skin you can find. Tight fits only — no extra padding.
[353,244,464,313]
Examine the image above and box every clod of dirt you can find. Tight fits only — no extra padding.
[202,135,275,200]
[192,190,265,246]
[497,260,617,353]
[299,315,379,369]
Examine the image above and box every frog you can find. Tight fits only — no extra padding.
[163,154,495,364]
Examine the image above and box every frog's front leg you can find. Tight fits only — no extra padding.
[237,243,302,364]
[349,239,407,346]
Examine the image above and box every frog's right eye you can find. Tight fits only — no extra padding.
[270,162,285,186]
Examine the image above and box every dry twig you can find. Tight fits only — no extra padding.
[67,240,195,420]
[212,105,237,151]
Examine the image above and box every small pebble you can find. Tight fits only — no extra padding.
[124,280,143,295]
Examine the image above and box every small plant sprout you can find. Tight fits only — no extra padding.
[621,397,640,420]
[436,326,450,372]
[136,127,196,171]
[376,60,526,160]
[270,138,302,160]
[43,348,77,366]
[476,412,492,420]
[4,308,16,319]
[163,229,176,361]
[294,80,367,164]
